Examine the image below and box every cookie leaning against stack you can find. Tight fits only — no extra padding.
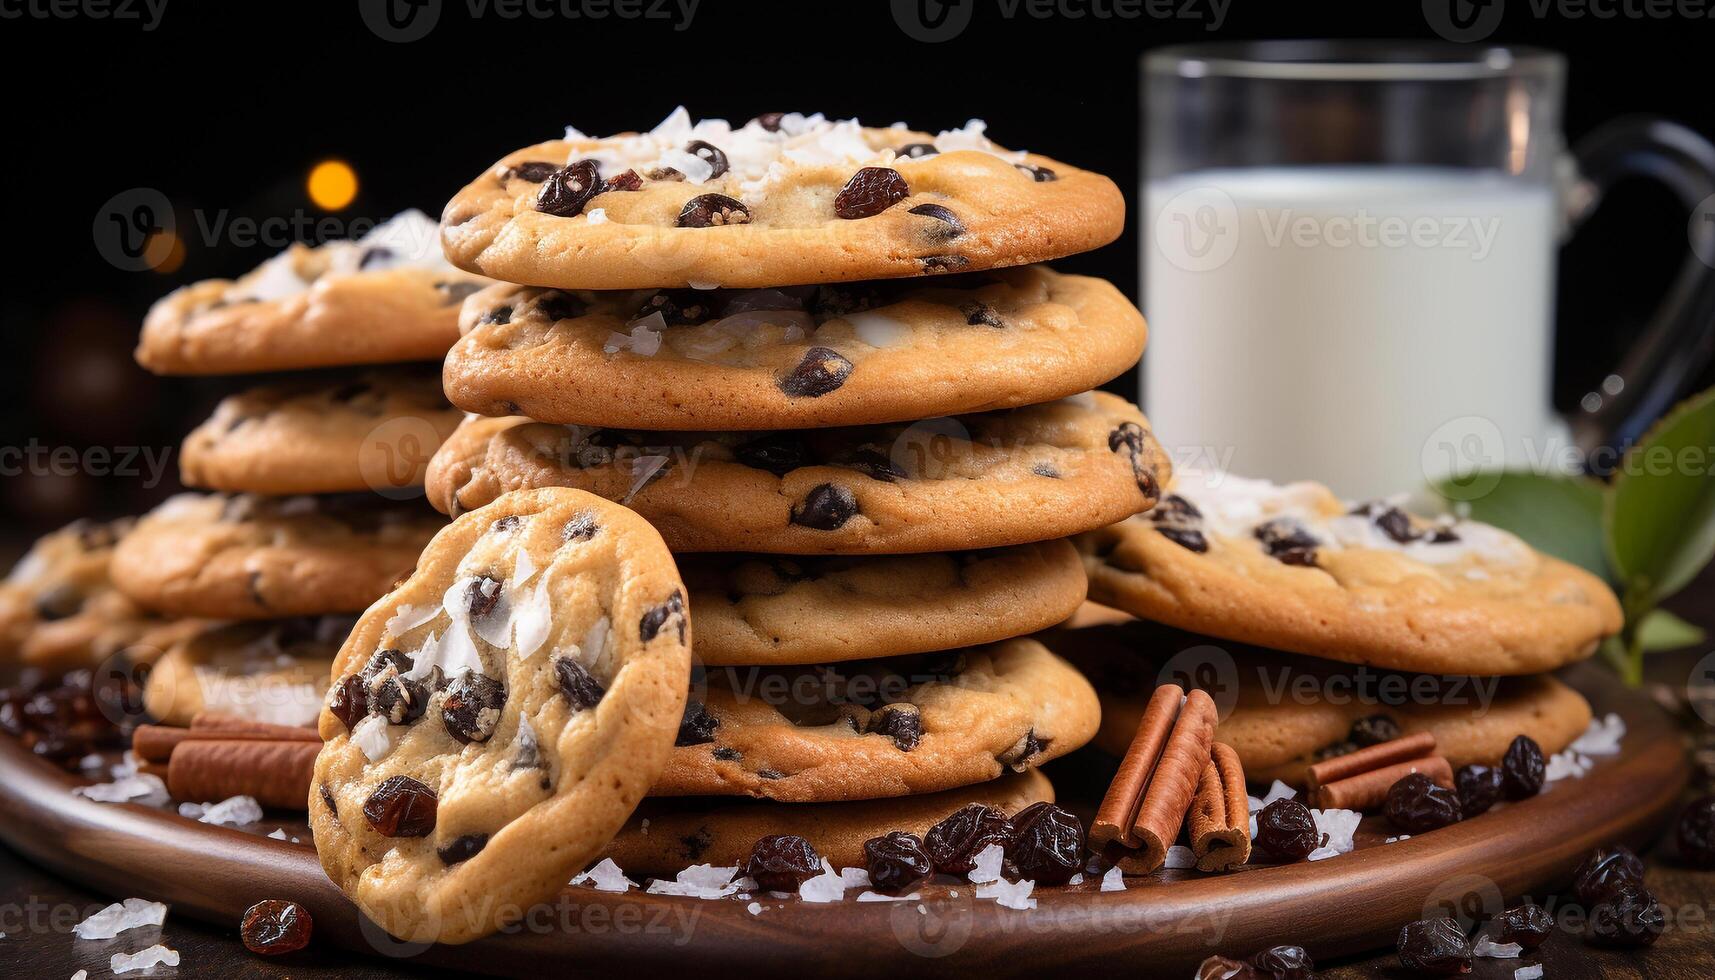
[116,209,480,725]
[415,109,1166,900]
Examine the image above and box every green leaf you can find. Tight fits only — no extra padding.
[1432,471,1609,579]
[1635,608,1707,652]
[1605,387,1715,604]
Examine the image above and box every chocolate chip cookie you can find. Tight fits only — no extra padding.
[143,617,350,728]
[180,367,463,495]
[427,392,1168,554]
[443,266,1145,429]
[604,769,1052,877]
[1056,622,1593,786]
[311,487,690,944]
[1075,473,1622,675]
[440,110,1124,290]
[655,639,1098,802]
[110,494,444,620]
[0,518,199,678]
[137,211,488,376]
[683,541,1085,666]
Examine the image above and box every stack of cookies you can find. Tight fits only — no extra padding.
[1062,471,1622,795]
[410,109,1171,874]
[114,210,480,728]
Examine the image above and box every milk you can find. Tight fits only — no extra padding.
[1142,167,1565,502]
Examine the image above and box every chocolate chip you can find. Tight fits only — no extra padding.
[507,161,560,182]
[370,670,428,726]
[640,590,686,644]
[563,512,599,542]
[441,672,506,744]
[810,283,883,319]
[467,576,503,620]
[478,306,512,326]
[733,433,811,476]
[534,291,587,322]
[437,833,488,864]
[647,167,684,181]
[897,142,937,158]
[960,302,1004,327]
[320,784,337,816]
[753,112,785,132]
[33,585,82,622]
[437,281,483,305]
[834,167,910,219]
[684,140,730,179]
[919,255,970,273]
[1255,518,1320,566]
[604,169,643,192]
[997,728,1050,770]
[833,447,903,483]
[1350,714,1401,747]
[363,775,437,838]
[866,703,922,751]
[1373,506,1419,544]
[908,203,964,239]
[358,247,394,269]
[328,674,369,732]
[1428,527,1461,543]
[677,701,718,746]
[359,649,413,685]
[678,194,750,228]
[554,657,605,711]
[713,746,742,762]
[1107,422,1160,497]
[634,289,714,326]
[1154,494,1202,523]
[779,347,853,398]
[790,484,859,530]
[1158,527,1209,553]
[1016,164,1057,182]
[536,160,603,217]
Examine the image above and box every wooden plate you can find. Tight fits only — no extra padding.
[0,663,1687,977]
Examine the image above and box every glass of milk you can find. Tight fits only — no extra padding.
[1142,42,1715,501]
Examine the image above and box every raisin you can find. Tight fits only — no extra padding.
[1254,517,1319,566]
[536,160,603,217]
[327,674,369,732]
[1016,163,1057,182]
[833,447,904,483]
[864,832,933,895]
[640,591,686,644]
[507,161,559,182]
[535,291,587,322]
[744,834,821,892]
[1572,845,1646,904]
[1372,506,1420,544]
[923,803,1013,875]
[370,670,428,726]
[604,169,643,192]
[1158,527,1209,553]
[790,484,859,531]
[778,346,853,398]
[478,306,512,326]
[1493,903,1553,949]
[363,775,437,838]
[997,728,1050,770]
[33,584,83,621]
[1396,917,1472,975]
[908,203,965,239]
[1249,945,1314,980]
[1385,773,1463,833]
[437,833,489,865]
[810,283,883,319]
[960,301,1004,327]
[897,142,937,158]
[1678,795,1715,868]
[1107,421,1160,497]
[866,703,922,751]
[360,649,413,683]
[466,576,503,620]
[554,657,605,711]
[1348,714,1401,747]
[1454,764,1503,819]
[634,289,714,325]
[676,701,718,746]
[1154,494,1203,523]
[1255,799,1320,861]
[240,899,312,956]
[678,194,750,227]
[733,432,812,476]
[441,672,506,744]
[1004,801,1084,885]
[834,167,909,219]
[684,140,730,179]
[1500,735,1545,800]
[1586,884,1664,947]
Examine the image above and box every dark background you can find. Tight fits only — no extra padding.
[2,0,1712,539]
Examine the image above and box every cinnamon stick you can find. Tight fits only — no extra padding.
[1305,730,1436,794]
[1091,684,1184,849]
[167,739,319,810]
[1189,743,1250,872]
[133,723,319,765]
[190,712,321,739]
[1129,689,1217,871]
[1313,756,1454,811]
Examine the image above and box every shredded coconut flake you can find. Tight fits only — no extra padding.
[798,860,853,903]
[73,898,168,939]
[352,714,392,762]
[110,944,179,974]
[385,602,439,638]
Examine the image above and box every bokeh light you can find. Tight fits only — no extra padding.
[307,159,358,211]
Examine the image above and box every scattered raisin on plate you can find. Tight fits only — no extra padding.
[1677,795,1715,869]
[1396,917,1473,975]
[1585,884,1665,948]
[1571,845,1647,905]
[1384,773,1462,834]
[1500,735,1546,800]
[1493,903,1554,949]
[863,832,932,895]
[744,834,821,892]
[1004,802,1085,886]
[241,899,312,956]
[923,803,1013,875]
[1255,799,1320,862]
[1249,944,1314,980]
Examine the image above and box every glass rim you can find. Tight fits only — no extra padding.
[1144,40,1564,82]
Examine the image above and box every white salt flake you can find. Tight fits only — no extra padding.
[586,207,608,225]
[799,860,852,903]
[1571,712,1626,756]
[1163,845,1198,869]
[1247,780,1298,812]
[746,901,762,915]
[73,774,168,805]
[194,794,263,827]
[1514,966,1544,980]
[71,971,87,980]
[73,898,168,939]
[571,858,634,893]
[111,944,179,974]
[1474,937,1523,958]
[975,878,1036,910]
[967,843,1006,884]
[857,890,921,902]
[267,828,287,840]
[1100,865,1126,892]
[1311,808,1362,856]
[676,865,740,890]
[647,864,741,899]
[1546,751,1593,783]
[1067,874,1084,886]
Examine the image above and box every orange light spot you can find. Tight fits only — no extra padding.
[308,160,359,211]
